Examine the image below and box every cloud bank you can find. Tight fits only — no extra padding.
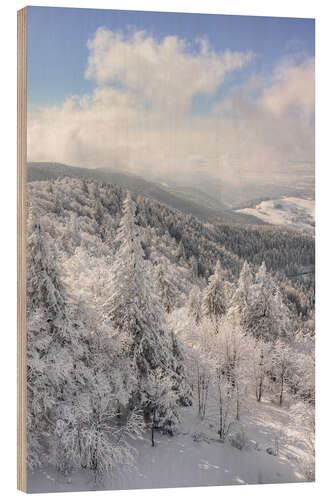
[28,28,314,186]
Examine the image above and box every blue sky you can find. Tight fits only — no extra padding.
[27,6,314,108]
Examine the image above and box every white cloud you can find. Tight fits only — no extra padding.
[85,28,253,111]
[28,29,314,187]
[261,57,315,117]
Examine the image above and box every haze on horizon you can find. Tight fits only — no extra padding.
[27,7,315,190]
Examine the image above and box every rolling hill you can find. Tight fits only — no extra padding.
[27,162,264,225]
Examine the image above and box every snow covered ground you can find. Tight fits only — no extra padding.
[236,198,315,235]
[28,395,308,493]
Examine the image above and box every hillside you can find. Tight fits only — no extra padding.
[28,394,306,492]
[27,176,314,310]
[26,175,315,491]
[236,198,315,235]
[27,162,265,225]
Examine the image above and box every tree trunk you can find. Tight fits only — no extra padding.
[151,409,156,447]
[202,374,209,419]
[257,349,264,402]
[257,376,263,402]
[218,377,223,439]
[197,366,209,420]
[279,374,284,407]
[236,384,240,421]
[197,364,201,418]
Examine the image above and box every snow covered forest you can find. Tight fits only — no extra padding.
[26,176,315,492]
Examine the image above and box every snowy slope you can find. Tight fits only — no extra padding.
[26,178,314,494]
[236,198,315,235]
[28,395,308,493]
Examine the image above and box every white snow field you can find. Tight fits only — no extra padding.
[236,198,315,235]
[28,395,308,493]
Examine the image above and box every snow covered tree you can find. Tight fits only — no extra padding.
[169,330,192,407]
[250,337,272,402]
[104,192,182,430]
[27,218,67,320]
[202,260,227,324]
[189,255,199,278]
[233,260,253,326]
[244,262,290,341]
[193,317,215,419]
[236,261,253,303]
[175,240,186,263]
[27,218,100,473]
[144,368,180,446]
[215,377,234,442]
[207,311,248,436]
[187,285,202,325]
[94,198,104,229]
[76,389,144,484]
[271,339,294,406]
[215,312,248,420]
[61,212,82,255]
[26,212,142,479]
[54,193,63,216]
[81,178,89,194]
[156,261,175,314]
[26,216,72,469]
[290,401,315,480]
[289,348,315,405]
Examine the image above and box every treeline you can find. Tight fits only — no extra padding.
[215,223,314,277]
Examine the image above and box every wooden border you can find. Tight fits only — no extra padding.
[17,6,27,493]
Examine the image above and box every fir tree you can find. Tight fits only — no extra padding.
[145,368,180,446]
[175,240,186,263]
[156,261,175,314]
[27,217,73,469]
[202,260,226,322]
[104,192,182,428]
[189,255,198,277]
[245,262,290,341]
[188,285,202,325]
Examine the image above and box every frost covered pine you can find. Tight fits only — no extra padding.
[202,260,227,322]
[104,192,183,430]
[155,261,175,314]
[188,285,202,325]
[27,215,73,469]
[243,262,290,341]
[26,211,144,479]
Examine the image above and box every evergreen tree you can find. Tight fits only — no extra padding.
[169,330,192,407]
[234,261,253,309]
[189,255,198,278]
[187,285,202,325]
[27,214,142,476]
[104,192,182,427]
[202,260,226,322]
[245,262,290,341]
[175,240,186,263]
[156,261,175,314]
[145,368,180,446]
[26,217,75,469]
[233,260,253,329]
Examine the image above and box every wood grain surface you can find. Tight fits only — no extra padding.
[17,6,27,493]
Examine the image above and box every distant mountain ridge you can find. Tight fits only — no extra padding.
[27,162,265,225]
